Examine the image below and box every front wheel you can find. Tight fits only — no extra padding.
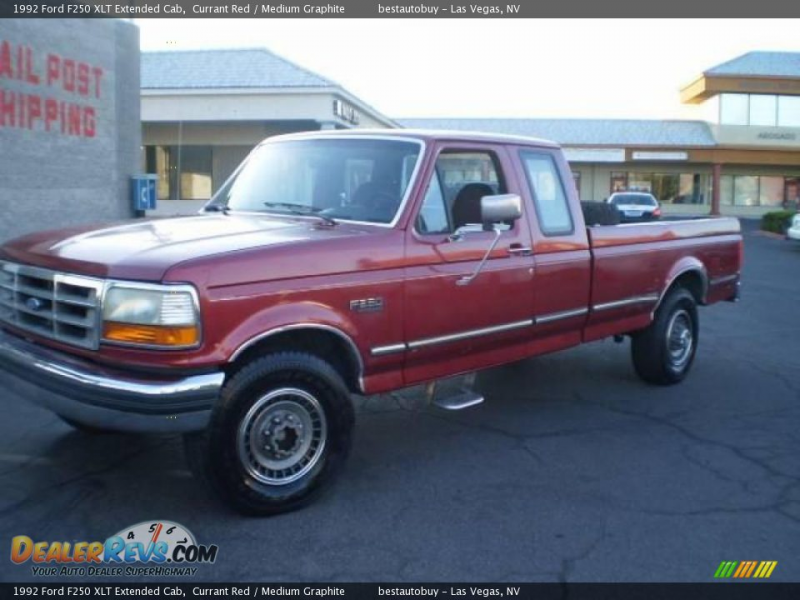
[631,287,698,385]
[185,352,355,516]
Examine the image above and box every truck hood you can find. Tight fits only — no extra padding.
[0,214,374,281]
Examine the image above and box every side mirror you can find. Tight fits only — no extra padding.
[481,194,522,225]
[455,194,524,287]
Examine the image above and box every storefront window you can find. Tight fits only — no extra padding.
[145,145,213,200]
[778,96,800,127]
[720,94,749,126]
[651,174,679,203]
[733,176,759,206]
[786,178,800,207]
[616,173,707,205]
[572,171,581,200]
[627,173,652,193]
[610,172,627,194]
[720,175,795,207]
[759,177,785,207]
[720,176,734,206]
[179,147,213,200]
[749,95,777,127]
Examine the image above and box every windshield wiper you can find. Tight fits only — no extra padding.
[262,202,337,226]
[204,203,229,214]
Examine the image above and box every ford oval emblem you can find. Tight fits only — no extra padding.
[25,297,45,312]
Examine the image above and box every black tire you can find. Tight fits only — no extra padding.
[185,352,355,516]
[631,287,699,385]
[59,415,117,434]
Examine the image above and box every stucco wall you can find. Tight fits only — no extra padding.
[0,19,140,243]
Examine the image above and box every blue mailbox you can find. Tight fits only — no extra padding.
[132,174,158,212]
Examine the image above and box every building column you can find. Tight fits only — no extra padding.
[711,163,722,216]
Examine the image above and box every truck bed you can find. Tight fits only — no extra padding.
[583,217,742,342]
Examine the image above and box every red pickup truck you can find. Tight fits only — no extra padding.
[0,130,741,515]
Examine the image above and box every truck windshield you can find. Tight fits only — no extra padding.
[211,138,423,225]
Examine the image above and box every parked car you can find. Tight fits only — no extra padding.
[787,213,800,242]
[0,130,742,515]
[607,192,662,222]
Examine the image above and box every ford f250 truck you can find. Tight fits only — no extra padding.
[0,130,742,515]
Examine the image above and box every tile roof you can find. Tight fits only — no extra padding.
[705,51,800,78]
[399,118,716,147]
[141,48,335,89]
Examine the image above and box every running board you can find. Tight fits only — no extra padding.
[426,373,485,411]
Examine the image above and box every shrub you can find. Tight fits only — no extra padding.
[761,210,795,234]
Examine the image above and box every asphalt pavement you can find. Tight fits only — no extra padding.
[1,220,798,583]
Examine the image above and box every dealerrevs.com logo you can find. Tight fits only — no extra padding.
[10,521,219,577]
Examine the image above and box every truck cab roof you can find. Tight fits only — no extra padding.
[263,128,560,149]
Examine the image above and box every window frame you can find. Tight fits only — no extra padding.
[208,136,427,228]
[412,146,510,237]
[519,149,575,237]
[415,167,452,235]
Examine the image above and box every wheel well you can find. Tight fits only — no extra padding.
[669,270,706,305]
[228,329,363,394]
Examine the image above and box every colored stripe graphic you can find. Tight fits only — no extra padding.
[714,561,777,579]
[714,561,738,578]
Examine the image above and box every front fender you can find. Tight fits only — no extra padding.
[220,301,364,366]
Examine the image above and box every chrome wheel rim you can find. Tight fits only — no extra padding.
[237,388,327,486]
[666,309,693,369]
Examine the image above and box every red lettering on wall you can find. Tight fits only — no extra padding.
[46,54,60,86]
[26,94,40,129]
[0,41,11,79]
[67,103,80,135]
[0,90,15,126]
[25,47,39,85]
[92,66,103,98]
[44,97,58,131]
[63,59,75,92]
[84,106,95,138]
[0,41,103,139]
[77,63,89,96]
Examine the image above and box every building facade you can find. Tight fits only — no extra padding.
[405,52,800,218]
[0,19,140,243]
[141,48,397,216]
[141,50,800,217]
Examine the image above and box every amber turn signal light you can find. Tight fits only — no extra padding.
[103,322,199,347]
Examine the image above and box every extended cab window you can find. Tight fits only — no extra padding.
[416,151,507,234]
[214,139,422,225]
[520,151,573,236]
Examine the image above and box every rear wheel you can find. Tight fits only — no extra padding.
[185,352,355,516]
[631,287,698,385]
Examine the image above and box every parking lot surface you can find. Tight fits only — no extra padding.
[1,221,798,583]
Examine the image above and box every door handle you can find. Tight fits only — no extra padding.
[508,244,532,257]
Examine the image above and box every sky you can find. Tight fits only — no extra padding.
[136,19,800,121]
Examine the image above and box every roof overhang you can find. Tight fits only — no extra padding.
[141,86,398,128]
[681,74,800,104]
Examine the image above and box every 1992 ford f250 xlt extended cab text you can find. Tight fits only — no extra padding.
[0,130,742,515]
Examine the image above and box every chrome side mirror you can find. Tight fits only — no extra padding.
[481,194,522,225]
[456,194,523,287]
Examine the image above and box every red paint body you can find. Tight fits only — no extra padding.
[0,131,742,394]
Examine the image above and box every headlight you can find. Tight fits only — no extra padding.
[102,283,200,348]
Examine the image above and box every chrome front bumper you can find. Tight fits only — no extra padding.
[0,328,223,433]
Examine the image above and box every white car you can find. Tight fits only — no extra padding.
[607,192,662,222]
[788,213,800,241]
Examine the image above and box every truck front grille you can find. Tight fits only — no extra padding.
[0,261,104,350]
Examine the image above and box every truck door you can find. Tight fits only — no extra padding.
[514,147,592,352]
[402,143,536,385]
